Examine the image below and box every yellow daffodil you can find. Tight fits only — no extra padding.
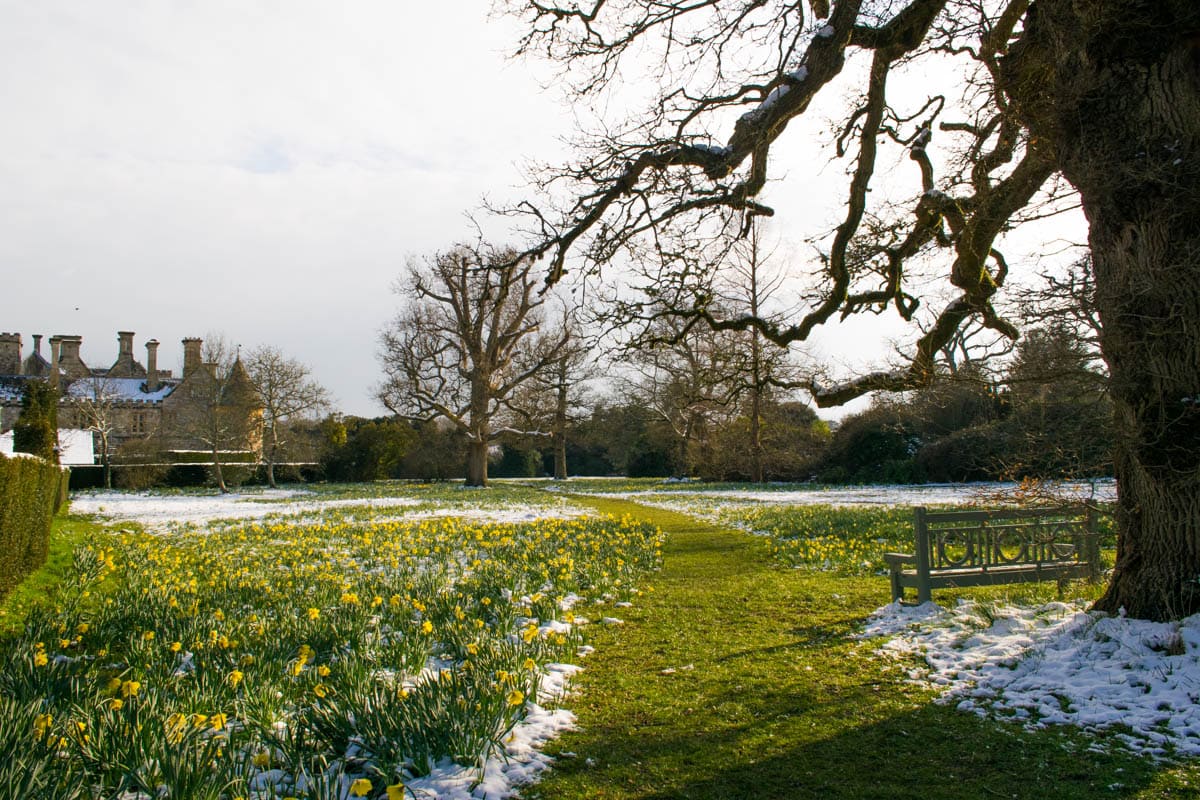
[32,713,52,740]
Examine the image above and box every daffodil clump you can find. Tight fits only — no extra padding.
[0,511,662,799]
[726,505,912,574]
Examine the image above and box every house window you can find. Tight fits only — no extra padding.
[131,411,148,435]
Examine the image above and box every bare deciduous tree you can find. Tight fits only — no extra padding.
[717,228,805,482]
[510,309,598,480]
[64,375,122,489]
[499,0,1200,620]
[167,336,263,493]
[244,346,332,488]
[377,243,570,486]
[624,314,748,477]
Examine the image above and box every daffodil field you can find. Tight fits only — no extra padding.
[736,505,912,574]
[567,479,1116,575]
[0,496,662,799]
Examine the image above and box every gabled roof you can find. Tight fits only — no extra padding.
[22,352,50,377]
[222,358,263,408]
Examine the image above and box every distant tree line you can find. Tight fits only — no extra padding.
[318,320,1109,484]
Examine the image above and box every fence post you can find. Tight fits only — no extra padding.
[915,506,932,604]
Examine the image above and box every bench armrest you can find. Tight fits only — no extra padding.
[883,552,915,569]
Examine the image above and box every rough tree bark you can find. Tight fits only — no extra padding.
[1008,0,1200,619]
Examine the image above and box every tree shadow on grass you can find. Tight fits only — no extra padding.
[533,699,1172,800]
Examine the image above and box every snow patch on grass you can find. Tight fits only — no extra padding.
[864,600,1200,758]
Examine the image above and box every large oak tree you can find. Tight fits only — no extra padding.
[378,243,570,486]
[498,0,1200,619]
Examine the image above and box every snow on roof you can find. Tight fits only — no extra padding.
[0,377,27,402]
[63,377,176,403]
[1,375,177,405]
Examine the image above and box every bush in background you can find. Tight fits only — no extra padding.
[12,381,59,462]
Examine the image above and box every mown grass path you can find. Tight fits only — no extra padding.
[525,496,1189,800]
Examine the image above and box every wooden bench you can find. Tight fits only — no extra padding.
[885,506,1102,603]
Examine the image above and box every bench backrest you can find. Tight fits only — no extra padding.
[914,506,1098,574]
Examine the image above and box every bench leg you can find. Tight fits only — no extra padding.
[917,573,932,604]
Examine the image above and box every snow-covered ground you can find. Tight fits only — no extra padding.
[602,479,1117,509]
[862,600,1200,758]
[70,489,586,532]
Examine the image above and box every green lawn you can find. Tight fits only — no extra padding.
[4,490,1197,799]
[0,512,116,638]
[524,495,1198,800]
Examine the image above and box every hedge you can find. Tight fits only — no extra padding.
[0,452,69,601]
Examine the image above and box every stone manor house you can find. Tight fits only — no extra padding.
[0,331,263,462]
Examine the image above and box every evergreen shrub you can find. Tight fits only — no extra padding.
[0,452,68,600]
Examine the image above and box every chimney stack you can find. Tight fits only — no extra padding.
[0,333,21,375]
[22,334,46,377]
[182,337,203,379]
[146,339,160,392]
[48,336,62,391]
[108,330,146,378]
[57,335,89,379]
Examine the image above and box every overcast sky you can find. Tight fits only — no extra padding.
[0,1,579,415]
[0,2,1082,420]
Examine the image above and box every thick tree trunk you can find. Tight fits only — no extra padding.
[553,434,568,481]
[1010,0,1200,619]
[466,439,489,487]
[466,375,491,487]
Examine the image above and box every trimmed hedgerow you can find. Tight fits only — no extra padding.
[0,452,68,600]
